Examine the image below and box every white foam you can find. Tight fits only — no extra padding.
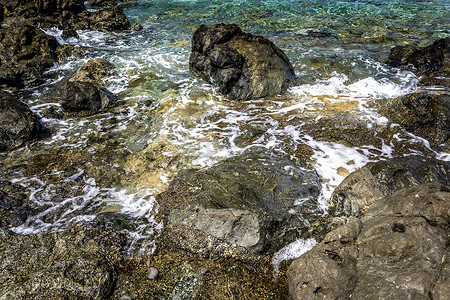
[272,238,317,278]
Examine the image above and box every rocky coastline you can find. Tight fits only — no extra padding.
[0,1,449,299]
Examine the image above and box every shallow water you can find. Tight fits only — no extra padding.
[1,0,449,254]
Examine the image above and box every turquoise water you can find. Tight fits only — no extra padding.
[2,0,449,253]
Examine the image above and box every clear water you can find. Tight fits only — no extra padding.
[1,0,449,254]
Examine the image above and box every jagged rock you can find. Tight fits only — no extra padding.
[69,58,116,85]
[76,6,130,31]
[0,222,125,300]
[288,183,450,300]
[330,156,450,216]
[189,23,296,100]
[158,146,322,254]
[59,81,118,115]
[88,0,118,8]
[388,38,450,87]
[0,91,43,151]
[378,91,449,148]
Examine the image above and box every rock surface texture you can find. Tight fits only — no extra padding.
[189,23,296,100]
[158,146,322,254]
[0,91,43,151]
[288,183,450,300]
[388,37,450,87]
[330,156,450,216]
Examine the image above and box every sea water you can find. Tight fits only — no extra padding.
[1,0,449,260]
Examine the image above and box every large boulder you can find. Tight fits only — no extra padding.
[59,81,117,115]
[388,38,450,87]
[330,156,450,216]
[288,183,450,300]
[157,146,322,254]
[0,91,43,151]
[189,23,296,100]
[378,91,449,149]
[75,6,130,31]
[69,58,116,85]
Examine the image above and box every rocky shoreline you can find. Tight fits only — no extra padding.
[1,1,449,299]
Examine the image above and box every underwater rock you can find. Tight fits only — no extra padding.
[59,81,118,115]
[0,91,43,151]
[158,146,322,254]
[0,23,59,89]
[69,58,116,85]
[131,22,143,31]
[288,183,450,300]
[388,38,450,87]
[330,156,450,217]
[378,91,449,149]
[189,23,296,100]
[0,222,125,299]
[0,180,36,228]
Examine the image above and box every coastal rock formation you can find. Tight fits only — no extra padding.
[0,91,43,151]
[0,223,125,299]
[189,23,296,100]
[330,156,450,216]
[69,58,116,85]
[157,146,323,254]
[288,183,450,300]
[388,38,450,86]
[88,0,118,8]
[378,91,449,149]
[0,181,35,228]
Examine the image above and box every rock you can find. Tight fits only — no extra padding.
[388,38,450,87]
[189,23,296,100]
[378,91,449,148]
[131,22,143,31]
[59,81,118,115]
[288,183,450,300]
[158,146,322,254]
[0,91,43,151]
[76,6,130,31]
[0,181,36,228]
[0,222,125,299]
[69,58,116,85]
[0,23,59,89]
[88,0,118,8]
[330,156,450,216]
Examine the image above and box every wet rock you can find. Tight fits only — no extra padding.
[0,222,125,299]
[378,91,449,148]
[88,0,118,8]
[0,23,59,89]
[288,183,450,300]
[59,81,118,115]
[76,6,130,31]
[0,91,43,151]
[69,58,116,85]
[330,156,450,216]
[158,146,322,254]
[388,38,450,87]
[0,181,35,228]
[131,22,143,31]
[189,23,296,100]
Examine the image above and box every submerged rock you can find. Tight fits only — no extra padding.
[0,91,43,151]
[0,181,35,228]
[378,91,449,149]
[158,146,322,254]
[59,81,118,115]
[288,183,450,300]
[330,156,450,217]
[189,23,296,100]
[388,38,450,87]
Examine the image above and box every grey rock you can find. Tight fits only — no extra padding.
[159,146,322,254]
[330,156,450,216]
[288,183,450,300]
[189,23,296,100]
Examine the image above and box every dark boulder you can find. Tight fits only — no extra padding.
[75,6,130,31]
[59,81,117,115]
[157,146,322,254]
[330,156,450,216]
[0,91,43,151]
[0,23,59,89]
[378,91,449,148]
[288,183,450,300]
[189,23,296,100]
[388,38,450,87]
[88,0,118,8]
